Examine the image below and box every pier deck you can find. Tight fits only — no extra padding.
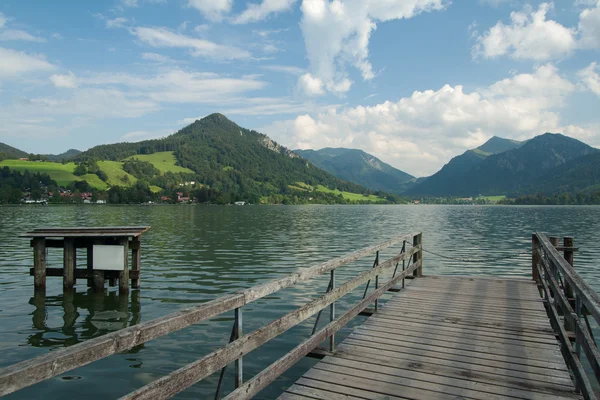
[281,275,581,400]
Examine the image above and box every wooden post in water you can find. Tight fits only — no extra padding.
[119,238,130,294]
[32,238,46,291]
[131,237,141,289]
[63,238,76,290]
[86,242,93,288]
[413,233,422,277]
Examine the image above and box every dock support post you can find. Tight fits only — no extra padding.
[86,242,93,288]
[235,307,243,388]
[413,233,422,277]
[63,238,75,290]
[119,238,130,294]
[330,269,335,352]
[532,233,539,284]
[32,238,46,292]
[131,237,141,289]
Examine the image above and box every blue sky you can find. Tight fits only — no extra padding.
[0,0,599,176]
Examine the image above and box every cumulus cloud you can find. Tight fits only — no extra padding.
[188,0,233,22]
[297,73,325,96]
[578,0,600,49]
[233,0,297,24]
[50,72,78,89]
[473,3,576,60]
[130,26,251,60]
[298,0,447,96]
[106,17,128,29]
[0,47,55,78]
[263,64,578,176]
[578,62,600,96]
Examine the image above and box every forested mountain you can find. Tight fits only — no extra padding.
[45,149,81,162]
[75,113,384,203]
[409,133,598,197]
[407,136,522,196]
[0,143,28,160]
[294,148,416,194]
[524,152,600,195]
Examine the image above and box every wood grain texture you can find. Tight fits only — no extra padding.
[280,275,581,400]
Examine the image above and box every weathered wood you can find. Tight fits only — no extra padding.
[32,238,46,291]
[532,233,540,283]
[131,237,141,289]
[119,238,129,294]
[563,236,574,300]
[21,226,150,238]
[123,256,421,400]
[220,261,421,400]
[63,238,76,290]
[0,233,421,397]
[29,268,139,280]
[86,243,93,287]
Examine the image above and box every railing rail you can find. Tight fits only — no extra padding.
[0,232,422,399]
[533,232,600,400]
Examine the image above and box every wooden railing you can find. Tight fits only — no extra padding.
[533,232,600,400]
[0,232,423,399]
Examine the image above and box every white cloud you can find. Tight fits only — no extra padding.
[474,3,576,60]
[0,13,7,29]
[122,0,138,7]
[106,17,128,29]
[578,0,600,49]
[50,72,78,89]
[130,26,251,60]
[193,24,210,33]
[0,29,46,42]
[0,47,55,78]
[232,0,297,24]
[297,73,325,96]
[578,62,600,96]
[188,0,233,22]
[141,52,173,63]
[262,64,306,75]
[263,64,578,176]
[298,0,447,95]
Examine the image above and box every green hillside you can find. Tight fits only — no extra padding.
[125,152,194,174]
[0,160,108,190]
[0,143,28,160]
[294,148,416,194]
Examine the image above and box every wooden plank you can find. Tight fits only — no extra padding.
[313,359,579,400]
[332,344,576,393]
[385,294,547,314]
[290,378,408,400]
[365,318,560,345]
[347,332,564,364]
[286,384,367,400]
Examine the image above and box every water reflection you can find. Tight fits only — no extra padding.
[27,290,141,349]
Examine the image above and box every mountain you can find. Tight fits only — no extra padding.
[525,152,600,195]
[409,133,598,197]
[75,113,385,203]
[294,148,416,194]
[407,136,522,196]
[0,143,28,159]
[45,149,81,162]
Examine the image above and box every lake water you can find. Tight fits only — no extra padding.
[1,205,600,399]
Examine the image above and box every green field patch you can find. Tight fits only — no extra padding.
[0,160,107,189]
[288,184,309,192]
[315,185,383,202]
[222,166,234,172]
[149,185,163,193]
[294,182,314,190]
[477,195,506,201]
[125,152,194,174]
[97,161,137,187]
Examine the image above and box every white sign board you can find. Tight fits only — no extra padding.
[93,245,125,271]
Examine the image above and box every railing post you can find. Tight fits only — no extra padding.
[549,236,559,296]
[235,307,243,388]
[402,240,406,289]
[374,252,379,312]
[532,233,539,284]
[413,233,422,277]
[329,269,335,352]
[564,236,574,298]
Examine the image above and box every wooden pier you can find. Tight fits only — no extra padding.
[1,232,600,399]
[22,226,150,293]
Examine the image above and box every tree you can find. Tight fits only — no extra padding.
[73,164,87,176]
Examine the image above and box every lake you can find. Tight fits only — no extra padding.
[1,205,600,399]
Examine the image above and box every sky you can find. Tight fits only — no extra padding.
[0,0,599,177]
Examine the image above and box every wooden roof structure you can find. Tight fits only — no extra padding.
[20,226,150,238]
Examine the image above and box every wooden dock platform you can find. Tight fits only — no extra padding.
[281,275,582,400]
